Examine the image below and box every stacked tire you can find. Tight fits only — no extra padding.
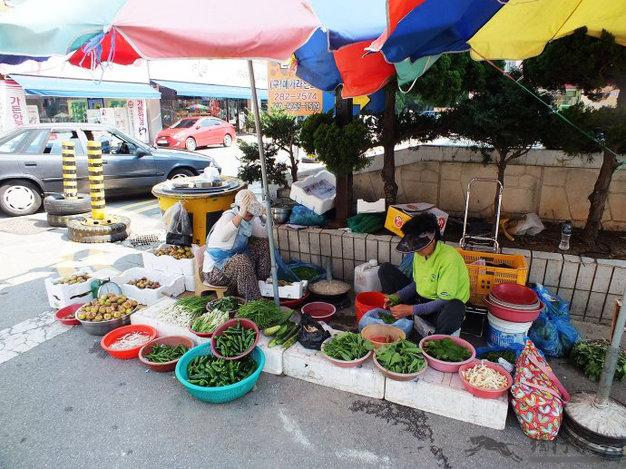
[43,193,91,227]
[67,215,131,244]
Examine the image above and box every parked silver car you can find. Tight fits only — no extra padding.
[0,123,221,216]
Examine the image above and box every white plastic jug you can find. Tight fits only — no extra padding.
[354,259,381,294]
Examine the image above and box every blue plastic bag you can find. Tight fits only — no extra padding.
[288,205,326,226]
[528,284,582,358]
[358,308,414,337]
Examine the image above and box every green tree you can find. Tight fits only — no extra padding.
[525,28,626,242]
[260,109,302,183]
[237,139,288,187]
[436,67,554,213]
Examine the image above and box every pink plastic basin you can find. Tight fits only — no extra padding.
[490,283,538,306]
[419,334,476,373]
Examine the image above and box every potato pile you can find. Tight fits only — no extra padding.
[128,277,161,290]
[54,274,90,285]
[77,294,138,322]
[154,245,193,259]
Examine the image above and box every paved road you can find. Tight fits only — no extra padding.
[0,149,623,468]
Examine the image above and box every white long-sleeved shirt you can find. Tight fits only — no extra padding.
[202,210,267,272]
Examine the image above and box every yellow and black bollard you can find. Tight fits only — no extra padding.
[61,141,78,199]
[87,140,106,220]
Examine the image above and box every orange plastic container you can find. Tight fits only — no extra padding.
[101,324,158,360]
[457,248,528,306]
[354,291,386,323]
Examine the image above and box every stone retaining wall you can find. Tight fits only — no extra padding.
[274,225,625,325]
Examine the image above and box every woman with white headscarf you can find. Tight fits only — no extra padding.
[203,189,271,300]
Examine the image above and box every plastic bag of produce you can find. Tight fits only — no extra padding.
[298,314,331,350]
[358,309,414,337]
[163,202,193,246]
[347,213,385,234]
[288,204,326,226]
[528,284,581,358]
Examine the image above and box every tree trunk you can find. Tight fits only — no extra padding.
[331,92,354,227]
[615,77,626,110]
[583,150,619,242]
[288,149,298,183]
[381,81,398,206]
[494,157,506,220]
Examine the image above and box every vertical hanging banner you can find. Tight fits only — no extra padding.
[267,62,322,116]
[0,79,28,134]
[127,99,149,142]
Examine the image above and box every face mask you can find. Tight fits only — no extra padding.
[239,218,253,237]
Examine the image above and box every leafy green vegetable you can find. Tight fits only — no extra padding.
[292,266,320,281]
[187,354,257,387]
[211,296,240,312]
[482,350,517,364]
[176,296,212,318]
[376,340,426,374]
[378,311,397,325]
[570,339,626,382]
[424,338,471,362]
[322,332,373,361]
[236,300,292,329]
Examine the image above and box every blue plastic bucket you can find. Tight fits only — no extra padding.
[175,343,265,403]
[486,313,532,347]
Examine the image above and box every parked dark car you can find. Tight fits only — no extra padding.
[0,123,221,216]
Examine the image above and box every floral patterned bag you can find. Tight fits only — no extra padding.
[511,340,571,440]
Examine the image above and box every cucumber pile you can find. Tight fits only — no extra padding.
[264,321,301,349]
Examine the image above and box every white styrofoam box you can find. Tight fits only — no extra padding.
[357,198,385,214]
[384,367,508,430]
[259,280,308,299]
[282,341,385,399]
[142,244,197,277]
[183,274,195,292]
[45,268,94,309]
[130,297,208,345]
[289,170,336,215]
[112,267,185,306]
[257,334,284,375]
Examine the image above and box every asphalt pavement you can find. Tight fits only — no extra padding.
[0,139,623,468]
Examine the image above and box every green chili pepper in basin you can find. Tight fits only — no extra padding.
[215,322,256,357]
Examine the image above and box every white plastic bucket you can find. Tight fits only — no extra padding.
[487,313,532,347]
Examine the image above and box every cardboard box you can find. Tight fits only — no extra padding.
[384,203,449,237]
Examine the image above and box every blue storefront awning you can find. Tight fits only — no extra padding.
[9,74,161,99]
[153,80,267,100]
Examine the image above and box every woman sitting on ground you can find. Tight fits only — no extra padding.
[202,189,270,300]
[378,213,470,336]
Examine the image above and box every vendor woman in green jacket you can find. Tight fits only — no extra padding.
[379,212,470,335]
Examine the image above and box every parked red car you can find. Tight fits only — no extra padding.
[156,116,236,151]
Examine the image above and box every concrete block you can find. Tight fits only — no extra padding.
[390,241,402,265]
[576,257,596,291]
[570,289,590,318]
[586,292,606,319]
[320,232,332,257]
[384,370,508,430]
[366,236,378,261]
[299,253,311,264]
[298,230,310,254]
[532,251,563,261]
[310,254,321,267]
[343,259,355,282]
[332,257,344,279]
[278,227,290,251]
[331,233,343,258]
[602,295,622,324]
[528,257,547,284]
[609,267,626,296]
[544,258,564,288]
[290,252,301,262]
[560,255,581,289]
[309,231,321,255]
[283,342,385,399]
[378,240,391,263]
[288,229,300,252]
[354,235,366,261]
[557,287,574,304]
[342,234,354,259]
[591,264,613,293]
[257,334,284,375]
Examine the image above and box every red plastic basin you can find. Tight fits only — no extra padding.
[301,301,336,320]
[490,283,538,306]
[458,359,513,399]
[100,324,157,360]
[355,291,386,323]
[484,296,543,323]
[211,318,259,360]
[55,303,82,326]
[419,334,476,373]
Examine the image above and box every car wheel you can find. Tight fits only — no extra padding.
[43,193,91,216]
[67,215,131,243]
[0,180,42,216]
[223,134,234,147]
[168,168,196,179]
[185,137,197,151]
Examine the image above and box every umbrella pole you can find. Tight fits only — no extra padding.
[247,60,280,305]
